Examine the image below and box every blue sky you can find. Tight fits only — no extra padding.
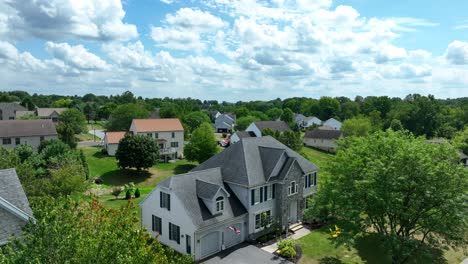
[1,0,468,101]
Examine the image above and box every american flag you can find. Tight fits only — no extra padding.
[228,226,241,235]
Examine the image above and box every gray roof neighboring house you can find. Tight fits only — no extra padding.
[0,120,58,138]
[158,168,247,228]
[232,131,255,139]
[304,128,343,140]
[0,168,34,246]
[193,136,318,187]
[0,103,27,120]
[253,121,291,133]
[36,108,67,118]
[294,114,306,123]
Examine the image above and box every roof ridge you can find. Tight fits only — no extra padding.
[0,168,16,173]
[0,196,33,222]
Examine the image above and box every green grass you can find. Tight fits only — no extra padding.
[300,146,334,170]
[81,146,197,188]
[87,122,104,130]
[76,133,99,142]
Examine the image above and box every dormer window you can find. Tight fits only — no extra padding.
[216,196,224,212]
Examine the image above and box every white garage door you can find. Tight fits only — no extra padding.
[224,224,242,248]
[201,231,220,258]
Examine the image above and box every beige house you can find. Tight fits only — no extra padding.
[36,108,67,122]
[0,120,58,150]
[129,118,184,160]
[0,103,27,120]
[103,132,127,156]
[303,127,343,153]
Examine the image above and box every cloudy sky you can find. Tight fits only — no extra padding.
[1,0,468,101]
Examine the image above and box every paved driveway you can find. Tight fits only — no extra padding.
[203,243,292,264]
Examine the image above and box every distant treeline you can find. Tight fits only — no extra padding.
[1,90,467,139]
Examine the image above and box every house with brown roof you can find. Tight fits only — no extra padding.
[103,132,127,156]
[303,127,343,153]
[36,108,67,122]
[129,118,184,160]
[0,120,58,150]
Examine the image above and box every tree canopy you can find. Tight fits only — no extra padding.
[115,135,159,171]
[308,130,468,263]
[182,111,211,134]
[59,108,87,135]
[184,122,218,163]
[341,117,372,137]
[106,103,149,131]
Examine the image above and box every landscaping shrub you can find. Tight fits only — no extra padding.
[111,187,122,199]
[125,190,131,200]
[134,188,141,198]
[277,239,296,259]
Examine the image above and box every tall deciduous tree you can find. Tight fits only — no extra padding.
[184,123,218,163]
[236,116,259,131]
[115,135,159,171]
[182,111,211,134]
[308,130,468,264]
[0,198,193,264]
[59,108,87,135]
[318,96,341,120]
[341,117,372,137]
[280,108,294,125]
[106,103,149,131]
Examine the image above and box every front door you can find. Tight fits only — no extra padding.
[289,200,298,223]
[186,235,191,254]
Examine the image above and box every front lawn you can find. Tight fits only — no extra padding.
[81,146,197,188]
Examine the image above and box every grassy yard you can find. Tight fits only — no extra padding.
[87,121,104,130]
[76,133,99,142]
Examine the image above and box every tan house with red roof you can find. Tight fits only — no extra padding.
[129,118,184,160]
[103,131,127,156]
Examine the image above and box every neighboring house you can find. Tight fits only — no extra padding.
[150,108,161,119]
[0,168,34,246]
[129,118,184,160]
[459,152,468,167]
[15,110,35,119]
[230,131,256,144]
[322,118,342,130]
[0,120,58,150]
[209,111,221,121]
[0,103,27,120]
[141,136,318,261]
[215,114,236,133]
[103,132,127,156]
[427,139,468,167]
[246,121,291,138]
[303,128,343,153]
[300,116,322,128]
[294,114,306,125]
[36,108,67,122]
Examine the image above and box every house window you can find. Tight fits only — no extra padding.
[169,222,180,244]
[171,132,175,138]
[305,173,316,188]
[267,185,273,200]
[40,136,44,142]
[147,133,152,138]
[15,138,20,145]
[216,196,224,212]
[160,192,171,211]
[288,181,298,196]
[8,117,14,120]
[255,210,272,230]
[155,133,158,139]
[170,142,179,148]
[152,215,162,235]
[2,138,11,145]
[254,189,260,204]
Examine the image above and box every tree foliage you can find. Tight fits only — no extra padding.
[115,135,159,171]
[59,108,87,135]
[341,117,372,137]
[0,197,193,264]
[106,103,149,131]
[236,115,259,131]
[184,123,218,163]
[308,130,468,263]
[182,111,211,134]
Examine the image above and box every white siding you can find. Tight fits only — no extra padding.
[303,138,338,152]
[246,123,262,137]
[0,135,57,151]
[230,133,241,144]
[140,186,197,258]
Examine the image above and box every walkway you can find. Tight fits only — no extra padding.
[261,224,311,254]
[203,243,292,264]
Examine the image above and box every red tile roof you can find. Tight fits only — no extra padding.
[105,132,127,144]
[132,118,184,132]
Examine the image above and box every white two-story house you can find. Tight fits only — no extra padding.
[129,118,184,160]
[140,136,318,261]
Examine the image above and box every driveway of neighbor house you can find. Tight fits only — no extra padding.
[203,243,292,264]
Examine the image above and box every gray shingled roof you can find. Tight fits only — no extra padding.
[193,136,318,187]
[196,179,222,200]
[0,169,33,216]
[304,128,343,140]
[36,108,67,117]
[0,103,27,113]
[254,121,291,133]
[158,168,247,228]
[259,146,285,178]
[0,120,57,138]
[233,131,255,139]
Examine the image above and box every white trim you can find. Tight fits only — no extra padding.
[0,197,34,223]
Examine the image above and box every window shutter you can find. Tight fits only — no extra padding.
[260,187,263,203]
[264,186,268,200]
[272,184,275,199]
[169,223,172,240]
[152,215,155,231]
[176,226,180,244]
[167,194,171,211]
[160,192,163,208]
[313,173,317,186]
[251,189,255,205]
